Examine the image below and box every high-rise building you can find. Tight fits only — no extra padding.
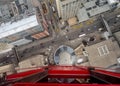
[0,0,49,46]
[56,0,82,21]
[32,0,49,39]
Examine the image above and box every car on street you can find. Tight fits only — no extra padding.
[79,34,86,38]
[117,14,120,18]
[51,6,56,13]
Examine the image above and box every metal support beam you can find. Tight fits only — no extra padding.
[13,83,120,86]
[48,66,90,78]
[6,68,48,84]
[5,66,120,86]
[90,69,120,84]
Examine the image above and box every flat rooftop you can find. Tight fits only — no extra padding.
[0,15,39,39]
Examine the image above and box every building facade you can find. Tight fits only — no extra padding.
[32,0,50,39]
[0,0,49,46]
[56,0,82,21]
[85,39,120,68]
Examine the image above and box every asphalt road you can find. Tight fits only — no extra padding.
[14,3,120,61]
[1,7,120,65]
[1,0,120,65]
[16,17,104,60]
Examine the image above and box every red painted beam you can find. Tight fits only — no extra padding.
[94,69,120,78]
[48,74,90,78]
[6,66,90,82]
[90,69,120,84]
[7,68,45,80]
[13,83,120,86]
[48,66,90,78]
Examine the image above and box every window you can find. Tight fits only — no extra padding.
[98,45,109,56]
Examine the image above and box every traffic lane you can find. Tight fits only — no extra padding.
[19,34,71,59]
[67,20,104,35]
[18,21,103,57]
[18,15,102,51]
[14,10,119,59]
[17,19,104,59]
[19,28,99,53]
[19,31,82,59]
[69,21,103,36]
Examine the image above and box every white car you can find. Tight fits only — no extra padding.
[117,14,120,18]
[98,28,103,32]
[77,58,83,64]
[79,34,86,38]
[52,6,55,12]
[117,58,120,64]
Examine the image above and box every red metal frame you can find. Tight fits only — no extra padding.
[90,69,120,84]
[13,83,120,86]
[94,69,120,77]
[4,66,120,86]
[48,66,90,78]
[7,68,45,80]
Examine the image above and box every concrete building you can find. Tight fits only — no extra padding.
[114,31,120,45]
[85,39,120,68]
[10,1,20,16]
[0,55,46,74]
[56,0,111,24]
[0,64,16,75]
[17,55,46,73]
[10,0,34,16]
[74,44,89,66]
[0,0,49,46]
[32,0,50,39]
[0,15,43,45]
[56,0,82,21]
[18,0,34,12]
[0,5,10,17]
[0,0,34,22]
[107,0,120,8]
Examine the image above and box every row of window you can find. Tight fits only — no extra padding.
[98,45,109,56]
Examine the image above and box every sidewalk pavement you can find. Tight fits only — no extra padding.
[17,27,56,51]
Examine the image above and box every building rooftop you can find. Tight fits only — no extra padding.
[0,15,39,39]
[0,0,14,5]
[114,31,120,44]
[85,39,120,68]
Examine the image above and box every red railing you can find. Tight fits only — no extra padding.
[4,66,120,86]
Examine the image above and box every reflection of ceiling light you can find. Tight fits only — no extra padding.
[77,58,83,64]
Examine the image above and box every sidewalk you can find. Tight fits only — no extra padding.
[17,27,56,51]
